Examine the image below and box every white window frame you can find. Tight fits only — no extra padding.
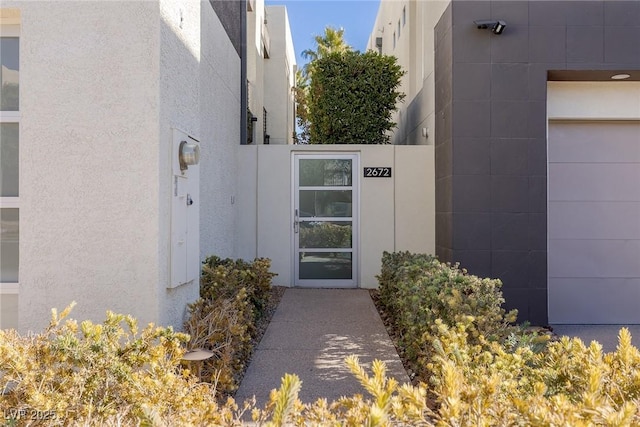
[0,24,20,296]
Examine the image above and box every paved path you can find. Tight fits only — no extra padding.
[235,288,410,407]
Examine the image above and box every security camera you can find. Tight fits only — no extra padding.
[474,20,493,29]
[473,19,507,35]
[492,20,506,34]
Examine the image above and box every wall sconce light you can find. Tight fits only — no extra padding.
[474,19,507,35]
[421,127,429,138]
[179,140,200,171]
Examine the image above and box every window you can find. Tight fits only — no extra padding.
[397,20,401,39]
[393,31,396,49]
[0,25,20,319]
[403,6,406,27]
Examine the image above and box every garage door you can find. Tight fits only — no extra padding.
[548,121,640,324]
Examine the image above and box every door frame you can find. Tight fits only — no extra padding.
[291,152,360,288]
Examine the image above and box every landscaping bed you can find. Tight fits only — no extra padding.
[2,252,640,426]
[370,251,640,425]
[183,256,283,399]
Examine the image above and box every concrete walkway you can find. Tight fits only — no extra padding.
[235,288,409,406]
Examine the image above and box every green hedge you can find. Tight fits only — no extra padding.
[200,256,276,323]
[376,251,518,380]
[184,256,277,397]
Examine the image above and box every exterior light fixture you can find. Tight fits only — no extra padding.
[179,140,200,171]
[611,73,631,80]
[182,348,214,361]
[182,348,214,380]
[474,19,507,35]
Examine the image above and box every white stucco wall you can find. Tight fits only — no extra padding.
[368,0,450,145]
[247,0,295,146]
[6,0,241,332]
[237,145,435,288]
[236,146,258,261]
[247,0,266,145]
[264,6,295,145]
[199,1,241,262]
[158,0,201,327]
[13,1,162,332]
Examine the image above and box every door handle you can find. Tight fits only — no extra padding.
[294,209,299,233]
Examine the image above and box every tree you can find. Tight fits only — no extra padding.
[293,69,311,144]
[307,50,405,144]
[301,26,351,66]
[295,27,351,144]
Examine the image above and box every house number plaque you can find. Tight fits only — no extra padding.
[363,167,392,178]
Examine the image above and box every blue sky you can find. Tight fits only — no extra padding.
[265,0,381,67]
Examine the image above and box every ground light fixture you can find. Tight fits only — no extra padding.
[474,19,507,35]
[611,73,631,80]
[182,348,214,379]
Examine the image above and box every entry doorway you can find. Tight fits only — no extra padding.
[293,153,359,287]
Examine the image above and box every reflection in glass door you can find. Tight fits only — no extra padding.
[293,154,358,287]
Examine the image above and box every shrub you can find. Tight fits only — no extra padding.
[300,222,351,249]
[427,317,640,425]
[376,251,518,380]
[200,256,276,323]
[307,50,405,144]
[3,301,639,425]
[0,303,244,425]
[1,313,431,426]
[376,251,640,424]
[183,293,252,397]
[184,256,277,398]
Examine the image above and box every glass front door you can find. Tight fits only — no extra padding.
[293,154,358,287]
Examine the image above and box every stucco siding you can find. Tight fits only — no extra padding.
[263,6,295,145]
[199,0,241,261]
[237,145,435,288]
[156,1,242,327]
[157,0,201,327]
[13,1,162,332]
[368,0,450,146]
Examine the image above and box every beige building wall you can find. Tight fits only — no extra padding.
[237,145,435,288]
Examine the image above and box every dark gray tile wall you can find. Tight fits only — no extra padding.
[435,2,453,260]
[434,0,640,324]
